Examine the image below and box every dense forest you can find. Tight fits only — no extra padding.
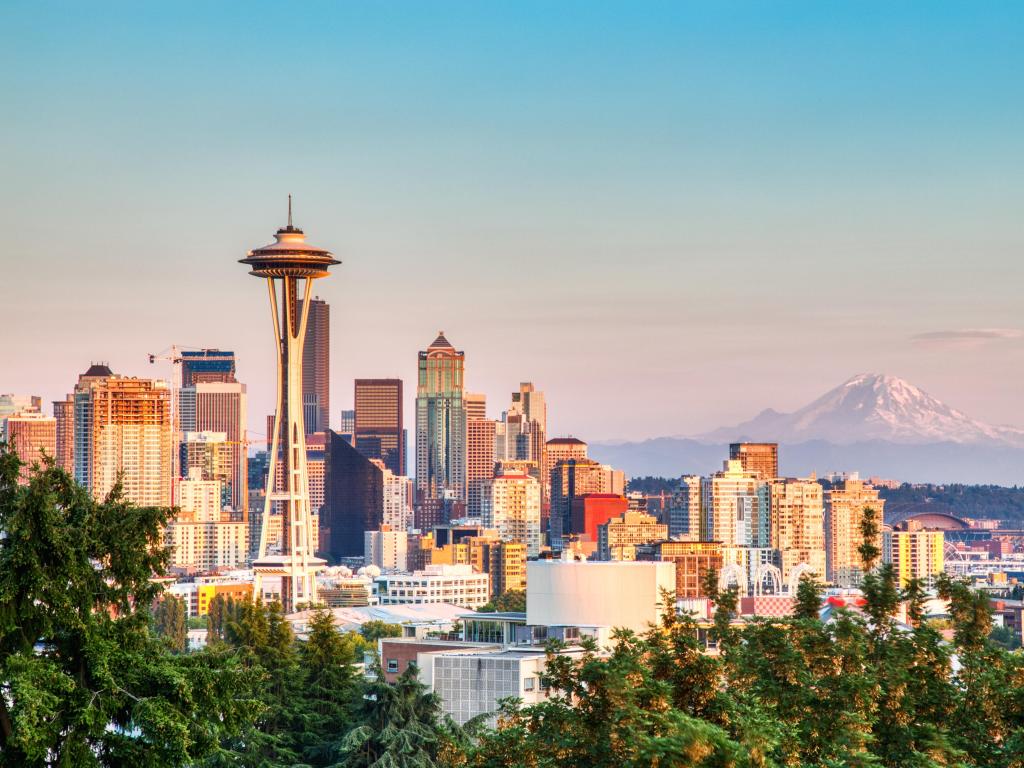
[3,445,1024,767]
[628,475,1024,523]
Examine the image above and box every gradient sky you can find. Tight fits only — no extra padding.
[2,1,1022,443]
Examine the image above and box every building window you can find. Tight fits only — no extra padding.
[523,676,535,691]
[386,659,399,673]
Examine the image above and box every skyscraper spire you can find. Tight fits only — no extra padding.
[287,193,293,229]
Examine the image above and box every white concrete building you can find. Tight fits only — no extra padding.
[374,564,490,609]
[525,559,676,634]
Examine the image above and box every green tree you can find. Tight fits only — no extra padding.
[153,594,188,653]
[793,573,824,621]
[340,663,459,768]
[299,608,359,767]
[0,444,256,766]
[359,619,403,642]
[477,589,526,613]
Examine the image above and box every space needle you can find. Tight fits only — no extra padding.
[241,198,339,611]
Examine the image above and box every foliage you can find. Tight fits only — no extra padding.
[477,589,527,613]
[0,443,256,767]
[625,476,678,494]
[153,594,188,653]
[359,619,404,642]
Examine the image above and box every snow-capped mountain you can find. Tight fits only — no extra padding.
[701,373,1024,447]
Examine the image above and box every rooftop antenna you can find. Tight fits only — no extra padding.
[287,194,293,229]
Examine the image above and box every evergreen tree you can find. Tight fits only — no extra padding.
[0,443,256,766]
[299,608,359,767]
[793,573,824,621]
[153,594,188,653]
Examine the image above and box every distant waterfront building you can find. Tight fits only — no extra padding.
[52,395,75,472]
[767,477,827,582]
[702,460,764,547]
[481,471,542,557]
[883,529,945,588]
[365,526,409,571]
[179,349,236,387]
[825,476,885,587]
[597,510,668,561]
[179,380,247,515]
[415,332,467,502]
[374,564,489,609]
[729,442,779,480]
[354,379,405,475]
[0,394,41,417]
[322,430,384,560]
[74,374,172,507]
[465,393,496,518]
[1,411,56,484]
[300,297,331,434]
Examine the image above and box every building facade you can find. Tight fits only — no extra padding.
[883,529,945,588]
[415,332,467,503]
[465,393,496,518]
[179,381,247,516]
[322,430,384,560]
[825,477,885,587]
[767,477,827,582]
[481,472,542,557]
[1,411,56,484]
[354,378,405,476]
[374,564,490,609]
[729,442,779,479]
[702,460,765,548]
[597,510,668,561]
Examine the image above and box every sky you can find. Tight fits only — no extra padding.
[1,1,1022,443]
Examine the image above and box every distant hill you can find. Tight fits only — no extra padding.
[590,374,1024,486]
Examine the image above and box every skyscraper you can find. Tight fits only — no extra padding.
[702,459,764,548]
[74,374,172,507]
[481,471,542,557]
[180,349,237,387]
[415,332,467,502]
[353,378,405,475]
[825,476,885,587]
[729,443,779,480]
[766,477,826,582]
[465,392,495,518]
[300,297,330,434]
[52,395,75,472]
[240,203,338,610]
[549,458,625,547]
[322,430,384,560]
[180,380,248,516]
[1,411,56,484]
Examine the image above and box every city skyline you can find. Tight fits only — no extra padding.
[3,2,1023,443]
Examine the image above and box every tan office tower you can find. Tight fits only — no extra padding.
[468,537,526,598]
[1,411,56,484]
[767,477,826,582]
[180,381,248,517]
[74,376,172,507]
[597,510,668,561]
[825,476,885,587]
[729,442,778,479]
[549,458,625,547]
[465,393,495,518]
[300,296,330,434]
[53,395,75,472]
[670,475,702,539]
[354,379,405,475]
[546,437,588,466]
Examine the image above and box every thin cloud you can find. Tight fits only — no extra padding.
[912,328,1024,346]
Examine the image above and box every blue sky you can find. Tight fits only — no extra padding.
[2,1,1022,441]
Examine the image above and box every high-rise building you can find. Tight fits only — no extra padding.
[1,411,56,484]
[364,526,409,571]
[180,349,236,387]
[729,443,779,480]
[883,529,945,588]
[549,458,626,547]
[374,458,414,531]
[322,430,384,561]
[179,381,247,516]
[597,510,668,561]
[702,460,765,548]
[180,431,233,510]
[415,331,466,502]
[353,379,405,475]
[766,477,827,582]
[465,393,496,518]
[546,437,588,466]
[240,204,337,610]
[53,395,75,472]
[668,476,702,539]
[299,297,330,434]
[166,470,248,572]
[481,471,542,557]
[825,477,885,587]
[74,375,172,507]
[467,537,527,598]
[638,540,724,599]
[339,410,355,442]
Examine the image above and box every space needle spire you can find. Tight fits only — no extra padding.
[240,199,340,610]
